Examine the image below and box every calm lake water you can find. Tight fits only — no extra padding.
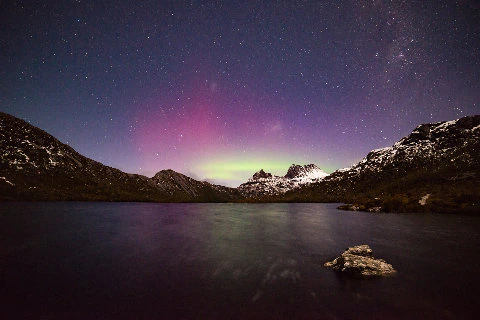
[1,202,479,319]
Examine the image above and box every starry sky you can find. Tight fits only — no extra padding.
[1,0,479,187]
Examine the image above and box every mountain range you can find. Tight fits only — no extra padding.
[276,115,480,213]
[1,111,479,213]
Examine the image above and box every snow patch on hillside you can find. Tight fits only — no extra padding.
[0,177,14,186]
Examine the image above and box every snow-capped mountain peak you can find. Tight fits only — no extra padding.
[284,164,329,181]
[239,163,329,198]
[250,169,273,181]
[344,115,480,177]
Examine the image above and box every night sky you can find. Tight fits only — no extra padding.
[1,1,479,186]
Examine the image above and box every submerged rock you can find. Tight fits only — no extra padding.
[337,204,362,211]
[324,245,396,276]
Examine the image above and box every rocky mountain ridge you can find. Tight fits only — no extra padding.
[278,115,480,213]
[330,116,479,181]
[238,164,329,198]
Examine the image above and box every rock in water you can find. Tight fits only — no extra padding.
[324,245,396,276]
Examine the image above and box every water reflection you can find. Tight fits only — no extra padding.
[1,202,479,319]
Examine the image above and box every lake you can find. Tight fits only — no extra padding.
[1,202,479,319]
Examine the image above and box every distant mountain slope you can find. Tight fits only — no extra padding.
[151,169,242,202]
[0,112,240,202]
[279,115,480,213]
[238,164,328,198]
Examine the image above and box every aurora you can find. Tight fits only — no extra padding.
[1,1,478,186]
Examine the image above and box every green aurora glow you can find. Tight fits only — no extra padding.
[194,152,336,187]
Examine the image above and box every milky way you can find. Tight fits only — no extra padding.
[1,1,479,186]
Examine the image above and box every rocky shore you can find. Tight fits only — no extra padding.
[337,204,383,213]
